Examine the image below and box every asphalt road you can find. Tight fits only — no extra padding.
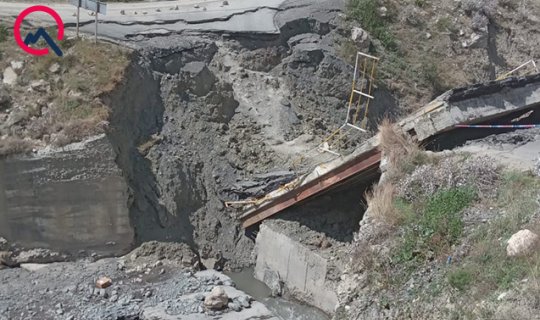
[0,0,288,40]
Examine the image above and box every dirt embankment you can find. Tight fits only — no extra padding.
[335,124,540,319]
[100,2,402,268]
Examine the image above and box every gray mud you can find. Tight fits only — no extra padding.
[103,0,398,268]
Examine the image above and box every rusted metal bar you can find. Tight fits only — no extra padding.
[241,149,381,228]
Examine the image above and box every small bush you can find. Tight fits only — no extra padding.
[0,137,33,156]
[395,186,476,262]
[366,183,401,225]
[448,269,473,291]
[0,24,8,43]
[378,119,423,170]
[347,0,398,51]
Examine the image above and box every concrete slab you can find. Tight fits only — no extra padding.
[255,223,339,315]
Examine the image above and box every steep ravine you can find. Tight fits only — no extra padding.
[103,12,399,267]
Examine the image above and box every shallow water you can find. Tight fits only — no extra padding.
[226,268,330,320]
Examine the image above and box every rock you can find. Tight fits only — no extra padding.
[48,63,61,74]
[30,79,49,92]
[96,276,113,289]
[222,0,229,5]
[0,237,8,251]
[507,229,539,257]
[12,248,66,264]
[320,238,332,249]
[236,295,251,308]
[2,67,18,86]
[468,32,488,49]
[350,27,370,50]
[204,286,229,310]
[180,62,216,96]
[228,301,242,312]
[10,61,24,74]
[20,263,49,272]
[0,251,15,267]
[378,6,388,17]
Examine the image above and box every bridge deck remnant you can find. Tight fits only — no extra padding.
[239,74,540,229]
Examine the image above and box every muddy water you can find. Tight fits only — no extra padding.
[226,268,330,320]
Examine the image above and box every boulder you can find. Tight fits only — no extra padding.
[180,62,216,96]
[351,27,371,50]
[2,67,18,86]
[204,286,229,310]
[0,251,16,267]
[30,79,50,92]
[96,276,113,289]
[10,61,24,74]
[507,229,539,257]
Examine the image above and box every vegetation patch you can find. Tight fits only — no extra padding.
[347,0,398,51]
[445,171,540,297]
[0,35,130,156]
[396,186,476,263]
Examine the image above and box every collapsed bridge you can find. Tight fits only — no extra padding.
[238,73,540,230]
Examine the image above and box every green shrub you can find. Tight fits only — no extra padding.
[0,24,8,43]
[396,187,476,262]
[415,0,429,7]
[347,0,398,51]
[448,269,472,291]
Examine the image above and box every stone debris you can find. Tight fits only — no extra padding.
[350,27,370,51]
[2,67,18,86]
[204,286,229,310]
[96,276,113,289]
[0,251,14,267]
[12,248,66,265]
[49,63,61,74]
[10,61,24,74]
[30,79,49,92]
[507,229,539,257]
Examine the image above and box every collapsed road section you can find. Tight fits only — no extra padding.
[242,73,540,314]
[239,73,540,229]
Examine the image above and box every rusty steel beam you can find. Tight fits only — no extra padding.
[241,149,381,229]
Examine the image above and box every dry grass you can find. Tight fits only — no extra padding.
[0,137,33,156]
[378,119,420,164]
[377,119,427,176]
[0,35,130,153]
[366,183,401,226]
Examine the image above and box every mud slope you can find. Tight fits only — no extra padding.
[104,8,398,267]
